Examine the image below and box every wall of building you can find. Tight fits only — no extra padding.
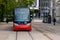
[40,0,50,17]
[56,0,60,23]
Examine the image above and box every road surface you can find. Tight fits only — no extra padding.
[0,22,60,40]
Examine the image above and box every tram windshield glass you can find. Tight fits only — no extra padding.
[14,8,30,22]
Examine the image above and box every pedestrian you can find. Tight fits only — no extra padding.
[6,18,9,23]
[53,18,56,25]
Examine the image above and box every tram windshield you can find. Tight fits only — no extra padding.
[14,8,30,22]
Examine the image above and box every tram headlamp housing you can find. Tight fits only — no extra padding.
[27,23,30,26]
[14,23,18,26]
[24,22,27,24]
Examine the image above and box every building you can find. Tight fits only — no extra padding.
[30,0,39,18]
[52,0,56,18]
[39,0,56,19]
[30,0,51,18]
[40,0,50,17]
[30,0,39,10]
[30,0,56,19]
[56,0,60,23]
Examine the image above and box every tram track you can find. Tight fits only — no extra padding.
[15,25,53,40]
[15,31,34,40]
[28,31,34,40]
[16,31,18,40]
[33,26,53,40]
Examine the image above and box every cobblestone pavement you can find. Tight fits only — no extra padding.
[0,21,60,40]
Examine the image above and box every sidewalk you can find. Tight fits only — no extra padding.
[32,21,60,40]
[0,22,13,25]
[32,18,43,22]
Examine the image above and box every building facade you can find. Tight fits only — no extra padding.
[56,0,60,23]
[30,0,56,19]
[40,0,50,17]
[31,0,51,18]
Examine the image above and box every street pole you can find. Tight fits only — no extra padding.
[4,0,7,18]
[39,0,40,18]
[5,0,7,22]
[50,0,54,21]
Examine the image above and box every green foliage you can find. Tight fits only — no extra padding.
[0,0,34,18]
[19,0,34,7]
[30,9,34,17]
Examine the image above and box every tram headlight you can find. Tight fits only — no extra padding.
[14,23,18,26]
[27,23,30,26]
[24,22,27,24]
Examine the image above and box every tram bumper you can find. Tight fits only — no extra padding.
[13,24,32,31]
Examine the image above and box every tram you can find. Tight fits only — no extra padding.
[13,7,32,31]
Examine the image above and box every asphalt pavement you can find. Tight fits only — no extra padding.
[0,20,60,40]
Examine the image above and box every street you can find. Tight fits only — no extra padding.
[0,21,60,40]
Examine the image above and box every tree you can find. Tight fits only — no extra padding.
[19,0,34,7]
[0,0,34,21]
